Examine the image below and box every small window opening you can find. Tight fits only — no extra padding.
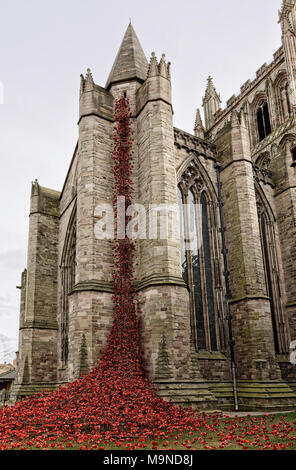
[256,100,271,142]
[291,147,296,167]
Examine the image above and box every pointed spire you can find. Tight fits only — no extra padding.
[204,76,220,100]
[279,0,296,33]
[279,1,296,110]
[105,23,148,89]
[202,75,222,131]
[194,108,205,139]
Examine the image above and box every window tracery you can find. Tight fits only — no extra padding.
[178,160,225,352]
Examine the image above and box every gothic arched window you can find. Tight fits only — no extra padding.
[256,99,271,142]
[178,162,224,352]
[201,192,217,351]
[256,190,288,354]
[61,209,77,365]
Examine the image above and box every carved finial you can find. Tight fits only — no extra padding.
[159,53,167,78]
[31,179,40,197]
[167,61,171,81]
[204,75,221,103]
[80,74,85,96]
[147,52,159,78]
[194,108,205,139]
[205,76,216,96]
[85,68,94,91]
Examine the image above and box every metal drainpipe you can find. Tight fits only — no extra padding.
[214,161,239,412]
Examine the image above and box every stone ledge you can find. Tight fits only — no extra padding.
[78,112,114,125]
[236,381,296,397]
[69,280,113,294]
[136,274,186,291]
[285,301,296,308]
[20,321,58,330]
[154,379,218,410]
[69,276,187,294]
[233,381,296,411]
[11,382,62,401]
[229,295,270,305]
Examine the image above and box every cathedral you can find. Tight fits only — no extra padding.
[12,1,296,410]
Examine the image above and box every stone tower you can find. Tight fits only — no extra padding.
[12,12,296,410]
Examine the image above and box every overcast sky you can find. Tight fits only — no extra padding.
[0,0,282,356]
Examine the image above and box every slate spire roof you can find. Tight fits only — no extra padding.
[105,22,148,90]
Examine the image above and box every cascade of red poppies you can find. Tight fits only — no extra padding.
[103,96,141,369]
[0,96,201,449]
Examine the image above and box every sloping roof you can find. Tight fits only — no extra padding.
[0,369,16,381]
[105,23,148,89]
[0,363,14,374]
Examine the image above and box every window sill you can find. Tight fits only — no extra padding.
[195,351,228,361]
[276,354,291,363]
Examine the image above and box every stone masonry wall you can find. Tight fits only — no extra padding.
[15,183,60,390]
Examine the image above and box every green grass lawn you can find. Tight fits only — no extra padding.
[5,412,296,451]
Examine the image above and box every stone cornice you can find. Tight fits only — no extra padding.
[174,127,216,158]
